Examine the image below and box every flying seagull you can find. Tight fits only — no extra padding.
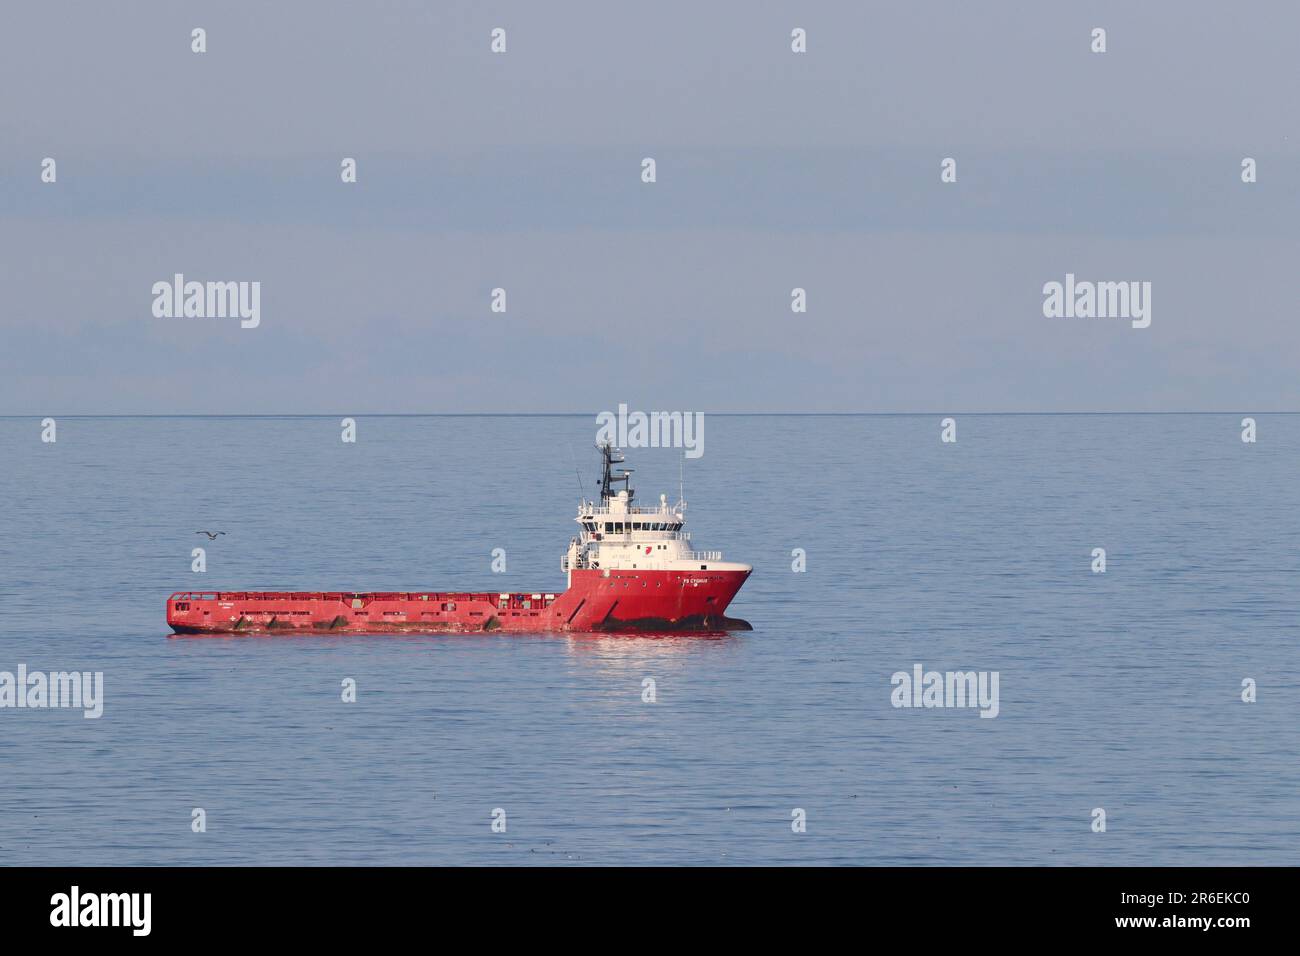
[194,531,227,540]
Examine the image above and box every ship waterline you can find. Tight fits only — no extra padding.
[167,568,751,635]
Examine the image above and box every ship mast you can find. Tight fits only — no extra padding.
[596,442,634,505]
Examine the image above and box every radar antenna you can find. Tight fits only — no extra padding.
[596,442,635,505]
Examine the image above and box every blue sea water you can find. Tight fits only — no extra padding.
[0,414,1296,866]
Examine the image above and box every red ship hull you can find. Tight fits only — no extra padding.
[167,568,751,636]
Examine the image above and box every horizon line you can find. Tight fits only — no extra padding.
[1,411,1293,419]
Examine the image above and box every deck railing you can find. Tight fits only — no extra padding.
[581,504,681,517]
[563,549,721,570]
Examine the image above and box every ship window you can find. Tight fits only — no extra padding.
[604,523,613,533]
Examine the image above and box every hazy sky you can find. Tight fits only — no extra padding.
[2,1,1297,413]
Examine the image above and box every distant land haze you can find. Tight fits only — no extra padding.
[1,2,1296,412]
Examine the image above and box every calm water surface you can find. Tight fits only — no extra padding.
[0,415,1296,865]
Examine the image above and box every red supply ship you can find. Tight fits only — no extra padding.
[167,445,751,635]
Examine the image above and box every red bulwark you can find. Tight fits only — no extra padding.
[167,568,751,636]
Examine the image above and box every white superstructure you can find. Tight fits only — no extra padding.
[561,445,751,586]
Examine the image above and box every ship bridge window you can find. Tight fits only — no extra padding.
[604,522,613,533]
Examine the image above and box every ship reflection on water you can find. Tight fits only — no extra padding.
[560,630,739,656]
